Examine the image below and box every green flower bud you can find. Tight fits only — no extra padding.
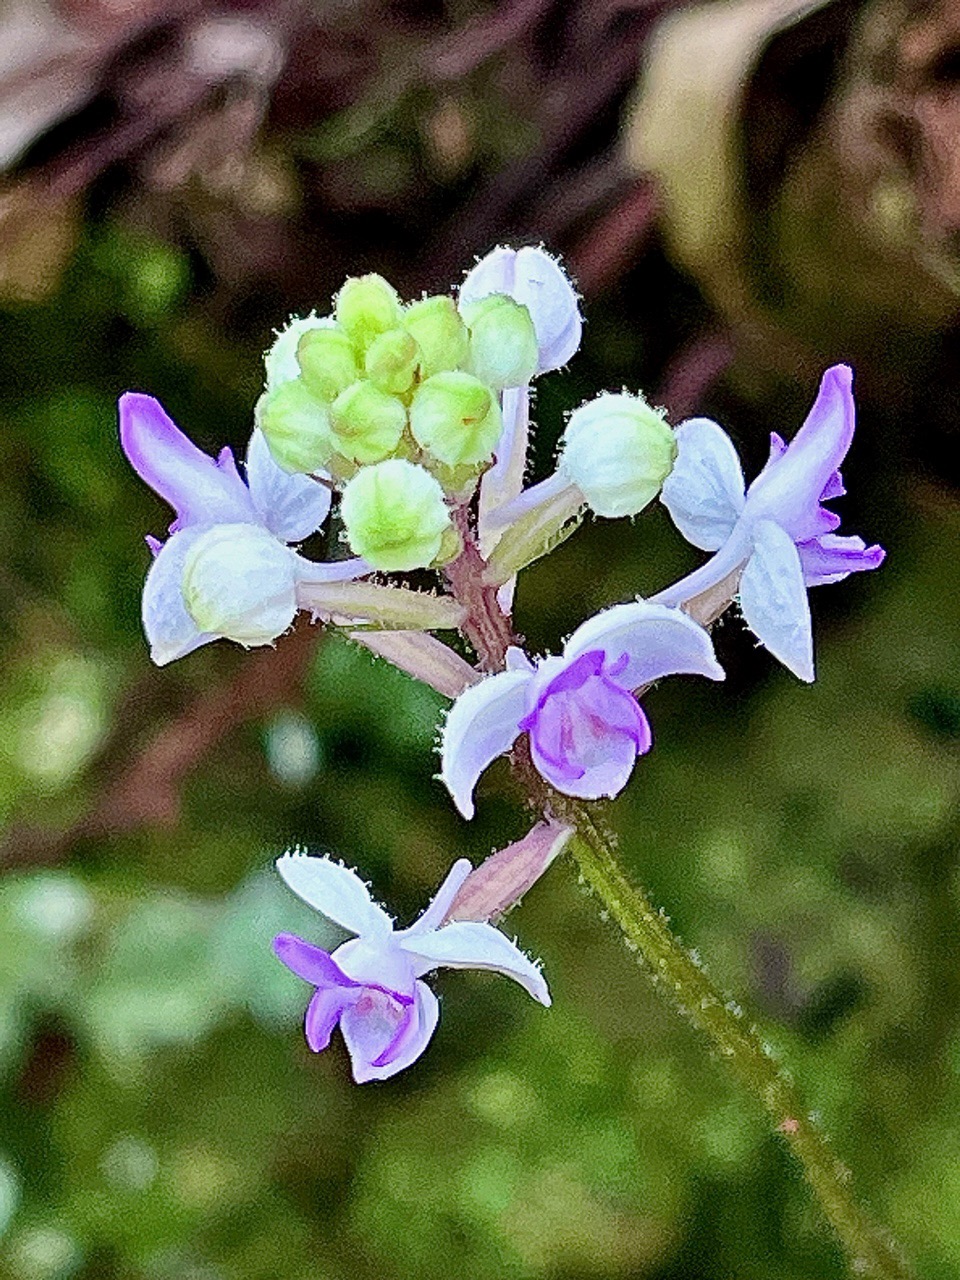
[340,459,453,572]
[335,274,403,350]
[182,524,298,645]
[559,392,677,518]
[409,371,502,468]
[258,378,335,474]
[264,313,327,392]
[365,327,419,396]
[404,295,469,377]
[461,293,538,389]
[330,380,408,464]
[297,326,359,401]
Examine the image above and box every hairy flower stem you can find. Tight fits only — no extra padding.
[554,802,912,1280]
[448,520,912,1280]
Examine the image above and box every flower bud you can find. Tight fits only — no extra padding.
[461,294,538,389]
[335,274,403,350]
[297,326,359,402]
[404,295,468,377]
[340,459,453,572]
[559,392,677,518]
[409,371,502,467]
[330,380,408,464]
[258,378,335,474]
[182,524,299,645]
[264,313,328,392]
[364,327,419,396]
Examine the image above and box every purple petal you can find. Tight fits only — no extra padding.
[119,393,256,528]
[245,428,331,543]
[275,853,393,937]
[305,986,349,1052]
[273,933,360,989]
[739,520,813,682]
[524,656,652,801]
[745,365,855,540]
[399,921,550,1005]
[797,534,885,587]
[563,600,724,690]
[141,526,217,666]
[660,417,746,552]
[341,982,439,1083]
[820,468,845,502]
[440,668,532,819]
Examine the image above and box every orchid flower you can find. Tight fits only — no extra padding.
[273,852,550,1082]
[441,601,723,818]
[119,392,368,665]
[654,364,884,682]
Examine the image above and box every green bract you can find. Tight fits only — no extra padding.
[409,371,503,467]
[559,392,677,518]
[404,295,469,377]
[335,274,403,350]
[297,327,359,402]
[340,459,453,571]
[258,379,335,474]
[461,293,538,389]
[330,380,408,464]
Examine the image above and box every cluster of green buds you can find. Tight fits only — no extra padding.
[257,271,540,572]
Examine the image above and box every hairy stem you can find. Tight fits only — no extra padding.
[446,518,913,1280]
[553,801,912,1280]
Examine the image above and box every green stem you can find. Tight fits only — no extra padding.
[559,801,913,1280]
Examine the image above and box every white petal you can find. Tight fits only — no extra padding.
[263,313,333,392]
[141,527,216,666]
[405,859,473,935]
[344,982,440,1083]
[660,417,746,551]
[275,852,393,937]
[245,428,331,542]
[478,384,530,557]
[440,669,532,819]
[460,245,582,372]
[399,921,550,1005]
[739,520,814,682]
[563,600,724,690]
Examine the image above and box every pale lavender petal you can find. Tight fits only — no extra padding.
[563,600,724,690]
[440,669,532,818]
[739,520,814,682]
[293,555,372,586]
[119,392,255,528]
[399,921,550,1005]
[797,534,885,587]
[273,933,360,988]
[746,365,855,539]
[245,427,331,543]
[649,530,752,610]
[405,859,473,935]
[275,852,393,937]
[459,245,582,372]
[341,982,439,1083]
[305,986,350,1052]
[661,416,746,552]
[141,526,216,666]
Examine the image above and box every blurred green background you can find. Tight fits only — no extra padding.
[2,1,959,1277]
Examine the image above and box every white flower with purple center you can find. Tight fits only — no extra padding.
[272,852,549,1083]
[441,601,724,817]
[654,364,885,682]
[119,392,368,665]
